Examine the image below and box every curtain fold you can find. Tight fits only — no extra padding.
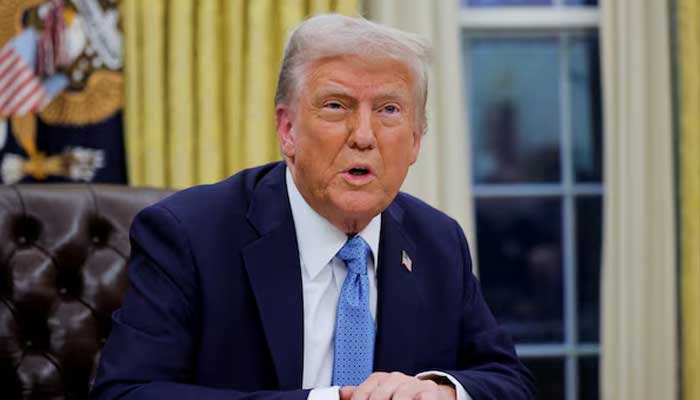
[140,1,166,185]
[223,0,245,175]
[678,1,700,399]
[600,0,677,399]
[121,0,359,188]
[366,0,476,250]
[196,0,224,184]
[168,0,195,187]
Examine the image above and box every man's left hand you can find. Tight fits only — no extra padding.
[339,372,457,400]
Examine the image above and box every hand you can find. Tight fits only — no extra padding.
[339,372,457,400]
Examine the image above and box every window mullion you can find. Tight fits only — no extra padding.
[560,32,579,400]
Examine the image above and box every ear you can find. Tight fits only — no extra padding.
[408,127,423,166]
[276,105,296,158]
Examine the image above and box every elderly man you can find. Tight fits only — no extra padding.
[91,14,535,400]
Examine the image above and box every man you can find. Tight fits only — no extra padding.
[91,14,535,400]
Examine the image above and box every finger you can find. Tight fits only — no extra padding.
[436,383,457,400]
[415,389,441,400]
[367,372,413,400]
[392,379,440,400]
[340,386,357,400]
[351,372,389,400]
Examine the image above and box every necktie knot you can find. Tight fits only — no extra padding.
[337,236,371,276]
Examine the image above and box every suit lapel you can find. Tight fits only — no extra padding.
[374,202,421,375]
[242,163,304,390]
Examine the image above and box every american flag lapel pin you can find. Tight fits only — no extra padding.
[401,250,412,272]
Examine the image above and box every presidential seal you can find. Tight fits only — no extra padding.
[0,0,122,183]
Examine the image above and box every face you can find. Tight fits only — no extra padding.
[276,56,423,233]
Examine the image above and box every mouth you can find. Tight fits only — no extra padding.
[347,167,370,176]
[344,163,373,176]
[342,164,374,185]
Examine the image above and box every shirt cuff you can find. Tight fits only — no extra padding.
[308,386,341,400]
[416,371,473,400]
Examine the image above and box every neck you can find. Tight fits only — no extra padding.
[333,216,371,236]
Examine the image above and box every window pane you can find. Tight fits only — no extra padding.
[464,0,552,6]
[570,34,603,182]
[522,358,565,399]
[566,0,598,5]
[466,36,561,183]
[476,197,563,343]
[579,356,600,400]
[577,196,602,342]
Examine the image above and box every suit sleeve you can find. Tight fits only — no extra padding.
[89,204,310,400]
[441,222,537,400]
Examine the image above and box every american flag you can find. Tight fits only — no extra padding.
[0,29,68,118]
[0,43,50,117]
[401,250,413,272]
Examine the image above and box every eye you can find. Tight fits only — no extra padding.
[323,101,345,110]
[381,104,400,114]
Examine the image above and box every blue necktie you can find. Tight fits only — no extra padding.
[332,235,375,386]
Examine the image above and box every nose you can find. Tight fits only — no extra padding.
[348,104,376,150]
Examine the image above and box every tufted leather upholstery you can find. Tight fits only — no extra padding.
[0,185,174,400]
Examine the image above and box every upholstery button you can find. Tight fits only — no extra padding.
[25,340,32,348]
[89,216,113,246]
[59,288,68,295]
[12,214,41,246]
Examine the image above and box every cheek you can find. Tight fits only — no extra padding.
[378,133,416,181]
[380,130,416,159]
[300,124,349,161]
[300,115,346,142]
[294,136,342,184]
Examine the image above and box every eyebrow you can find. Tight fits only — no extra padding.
[313,85,410,102]
[313,85,353,98]
[373,91,410,102]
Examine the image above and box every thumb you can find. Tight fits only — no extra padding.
[339,386,356,400]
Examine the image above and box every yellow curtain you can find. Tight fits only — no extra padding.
[121,0,360,188]
[679,1,700,399]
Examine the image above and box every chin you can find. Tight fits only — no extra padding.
[333,192,388,220]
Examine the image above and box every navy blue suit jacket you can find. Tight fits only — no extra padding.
[91,162,535,400]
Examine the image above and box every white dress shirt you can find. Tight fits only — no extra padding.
[286,169,471,400]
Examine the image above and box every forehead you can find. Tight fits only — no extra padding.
[302,56,415,99]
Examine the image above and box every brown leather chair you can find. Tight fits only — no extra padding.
[0,185,174,400]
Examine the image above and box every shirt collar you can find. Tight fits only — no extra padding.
[286,167,381,280]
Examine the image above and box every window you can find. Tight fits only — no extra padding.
[460,1,603,399]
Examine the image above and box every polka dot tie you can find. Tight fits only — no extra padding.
[332,235,375,386]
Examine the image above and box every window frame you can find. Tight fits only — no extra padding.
[460,2,603,400]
